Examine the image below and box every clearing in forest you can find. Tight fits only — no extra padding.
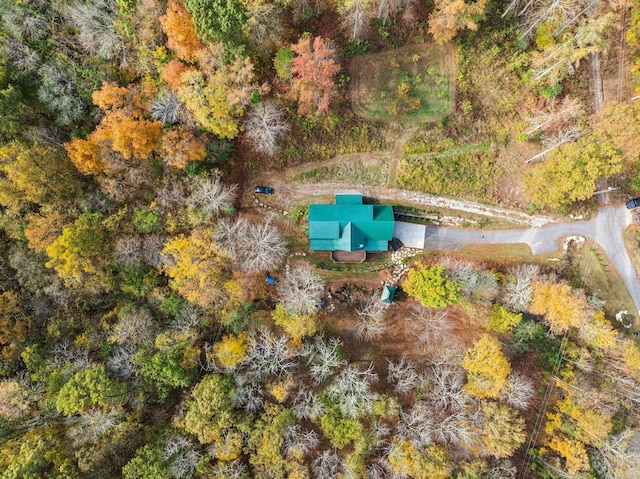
[349,43,456,122]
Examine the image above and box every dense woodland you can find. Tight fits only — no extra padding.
[1,0,640,477]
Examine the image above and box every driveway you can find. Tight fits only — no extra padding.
[394,206,640,315]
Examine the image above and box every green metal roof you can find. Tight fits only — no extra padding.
[308,195,394,251]
[336,195,363,205]
[381,285,397,304]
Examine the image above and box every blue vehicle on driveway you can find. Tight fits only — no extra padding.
[626,197,640,209]
[254,186,274,194]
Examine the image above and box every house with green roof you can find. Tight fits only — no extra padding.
[308,195,395,261]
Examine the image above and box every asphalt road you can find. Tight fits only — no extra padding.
[394,206,640,315]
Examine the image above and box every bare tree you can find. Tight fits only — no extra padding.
[187,176,238,222]
[109,306,156,348]
[397,402,434,448]
[293,386,324,420]
[171,303,203,332]
[487,459,518,479]
[301,336,347,385]
[526,125,582,163]
[232,372,264,413]
[326,363,379,418]
[503,264,539,312]
[245,327,299,379]
[387,356,422,394]
[277,264,324,316]
[524,96,583,137]
[354,295,387,342]
[428,360,468,413]
[312,450,342,479]
[50,340,90,369]
[155,180,188,215]
[114,236,142,267]
[163,435,201,479]
[66,409,122,447]
[150,91,192,126]
[501,372,536,410]
[142,235,166,268]
[338,0,375,39]
[37,59,86,125]
[284,425,320,458]
[245,101,290,156]
[595,428,640,479]
[107,346,137,379]
[206,460,248,479]
[409,306,453,346]
[244,3,287,57]
[65,0,124,60]
[443,258,499,302]
[216,214,288,274]
[377,0,404,23]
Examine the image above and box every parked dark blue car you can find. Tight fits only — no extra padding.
[254,186,274,194]
[626,197,640,209]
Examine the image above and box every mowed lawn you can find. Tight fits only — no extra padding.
[349,43,456,122]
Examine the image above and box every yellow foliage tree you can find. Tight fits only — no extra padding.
[556,394,612,443]
[530,280,588,334]
[387,440,451,479]
[162,229,235,309]
[547,435,590,475]
[272,304,317,345]
[177,45,255,138]
[45,215,111,289]
[481,402,526,458]
[212,333,248,371]
[462,334,511,399]
[0,142,81,209]
[523,137,623,212]
[578,310,619,351]
[159,0,204,62]
[0,291,32,363]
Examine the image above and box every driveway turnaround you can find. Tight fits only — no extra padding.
[394,206,640,315]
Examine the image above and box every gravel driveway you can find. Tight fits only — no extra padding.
[395,206,640,315]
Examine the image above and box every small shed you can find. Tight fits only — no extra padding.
[380,285,397,304]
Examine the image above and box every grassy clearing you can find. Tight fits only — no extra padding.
[291,158,390,186]
[349,43,455,122]
[571,240,637,318]
[276,113,387,168]
[454,243,556,266]
[623,224,640,278]
[396,131,502,202]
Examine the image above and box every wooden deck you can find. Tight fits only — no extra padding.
[331,250,367,263]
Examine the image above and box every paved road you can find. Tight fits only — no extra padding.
[394,206,640,315]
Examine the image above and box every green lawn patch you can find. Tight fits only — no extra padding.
[349,43,455,122]
[396,132,501,202]
[291,158,390,186]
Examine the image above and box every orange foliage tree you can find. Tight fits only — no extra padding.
[24,211,65,253]
[161,59,197,92]
[290,35,340,117]
[64,137,105,175]
[428,0,488,44]
[160,125,207,168]
[160,0,204,62]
